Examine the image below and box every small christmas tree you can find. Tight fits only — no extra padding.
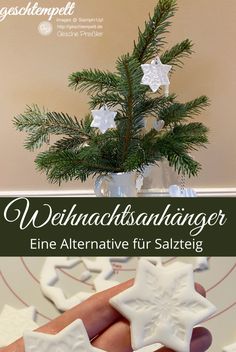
[14,0,209,184]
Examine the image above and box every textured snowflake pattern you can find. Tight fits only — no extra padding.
[91,105,117,134]
[141,58,172,93]
[23,319,105,352]
[110,260,216,352]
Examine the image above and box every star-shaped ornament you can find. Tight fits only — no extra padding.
[110,259,216,352]
[40,257,92,311]
[83,257,128,291]
[141,58,172,94]
[91,105,117,134]
[0,305,38,347]
[23,319,106,352]
[223,342,236,352]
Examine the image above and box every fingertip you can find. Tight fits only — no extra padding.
[195,283,206,297]
[191,327,212,352]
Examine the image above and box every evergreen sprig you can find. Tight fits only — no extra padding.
[14,0,210,184]
[160,39,194,67]
[69,69,119,94]
[159,96,209,125]
[14,105,94,151]
[133,0,178,63]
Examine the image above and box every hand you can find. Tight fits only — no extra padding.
[1,279,212,352]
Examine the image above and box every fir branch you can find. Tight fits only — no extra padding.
[171,123,209,150]
[159,96,209,125]
[36,150,90,183]
[154,133,201,176]
[89,92,123,109]
[116,55,144,100]
[160,39,194,68]
[36,149,121,183]
[134,94,175,119]
[116,55,142,159]
[133,0,178,63]
[50,137,84,151]
[13,105,93,151]
[168,152,201,177]
[68,69,119,94]
[154,122,208,176]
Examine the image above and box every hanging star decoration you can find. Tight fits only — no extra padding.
[91,105,117,134]
[0,305,38,347]
[23,319,106,352]
[110,259,216,352]
[141,57,172,95]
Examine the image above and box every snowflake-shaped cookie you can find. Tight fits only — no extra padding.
[23,319,105,352]
[110,259,216,352]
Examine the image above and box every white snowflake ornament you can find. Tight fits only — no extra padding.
[23,319,106,352]
[141,57,172,95]
[110,259,216,352]
[91,105,117,134]
[40,257,92,311]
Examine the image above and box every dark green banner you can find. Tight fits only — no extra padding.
[0,197,235,256]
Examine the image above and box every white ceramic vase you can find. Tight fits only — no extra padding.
[94,172,142,197]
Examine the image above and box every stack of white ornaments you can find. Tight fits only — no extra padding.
[110,259,216,352]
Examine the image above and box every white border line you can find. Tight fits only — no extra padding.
[0,188,235,197]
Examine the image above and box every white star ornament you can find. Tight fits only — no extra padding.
[40,257,92,311]
[141,58,172,94]
[110,259,216,352]
[23,319,106,352]
[91,105,117,134]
